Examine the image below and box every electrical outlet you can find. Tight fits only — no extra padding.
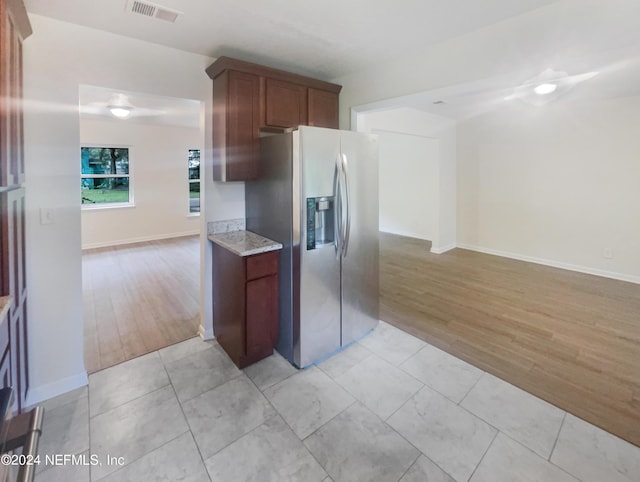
[603,247,613,259]
[40,208,55,225]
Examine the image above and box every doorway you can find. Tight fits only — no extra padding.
[79,86,204,372]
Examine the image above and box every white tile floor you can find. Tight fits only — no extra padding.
[35,321,640,482]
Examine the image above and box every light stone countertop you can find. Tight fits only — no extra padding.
[208,230,283,257]
[0,296,11,322]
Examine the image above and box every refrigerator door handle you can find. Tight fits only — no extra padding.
[341,153,351,258]
[334,154,343,259]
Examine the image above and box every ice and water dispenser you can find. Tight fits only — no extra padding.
[306,196,335,250]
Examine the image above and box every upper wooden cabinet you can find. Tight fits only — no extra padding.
[212,70,261,182]
[0,0,32,187]
[308,88,339,129]
[206,57,341,182]
[264,79,307,128]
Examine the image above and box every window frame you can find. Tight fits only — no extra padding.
[188,148,201,216]
[81,145,134,210]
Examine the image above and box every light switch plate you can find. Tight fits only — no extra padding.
[40,207,55,225]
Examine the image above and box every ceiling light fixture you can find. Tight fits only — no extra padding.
[107,93,134,119]
[506,68,598,106]
[109,107,131,118]
[533,83,557,95]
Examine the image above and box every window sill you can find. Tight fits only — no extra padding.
[82,203,135,211]
[187,212,201,217]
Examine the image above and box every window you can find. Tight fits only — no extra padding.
[81,147,131,206]
[189,149,200,214]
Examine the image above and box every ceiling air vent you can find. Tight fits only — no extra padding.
[127,0,182,23]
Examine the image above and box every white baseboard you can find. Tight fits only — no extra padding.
[457,243,640,285]
[82,230,199,250]
[431,243,456,254]
[380,230,432,241]
[26,371,88,407]
[381,231,457,255]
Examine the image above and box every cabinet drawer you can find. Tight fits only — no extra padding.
[246,252,278,280]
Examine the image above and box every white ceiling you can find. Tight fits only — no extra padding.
[26,0,640,122]
[25,0,559,80]
[365,53,640,121]
[349,0,640,120]
[79,85,201,128]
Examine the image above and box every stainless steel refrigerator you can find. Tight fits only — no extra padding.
[246,126,379,368]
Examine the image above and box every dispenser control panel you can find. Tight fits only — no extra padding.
[306,196,334,250]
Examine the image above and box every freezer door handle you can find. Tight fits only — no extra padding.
[341,153,351,258]
[334,154,343,259]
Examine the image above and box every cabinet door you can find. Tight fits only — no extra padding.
[227,70,260,181]
[1,188,26,410]
[212,244,246,366]
[246,274,278,360]
[213,70,260,182]
[1,188,25,304]
[0,311,9,388]
[0,1,27,187]
[264,79,307,128]
[0,350,9,388]
[308,88,339,129]
[10,301,26,411]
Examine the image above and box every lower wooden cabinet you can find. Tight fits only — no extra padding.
[0,308,10,388]
[9,301,27,412]
[213,246,279,368]
[0,187,27,412]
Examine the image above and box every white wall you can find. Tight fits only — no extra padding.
[375,131,438,240]
[335,0,639,276]
[457,96,640,281]
[80,119,201,248]
[356,107,457,252]
[23,14,242,404]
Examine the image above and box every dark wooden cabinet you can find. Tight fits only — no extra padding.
[1,0,30,187]
[308,88,339,128]
[9,302,26,411]
[0,307,9,388]
[1,187,27,412]
[207,56,341,182]
[2,188,26,306]
[0,0,30,413]
[212,70,261,182]
[265,78,307,128]
[213,246,279,369]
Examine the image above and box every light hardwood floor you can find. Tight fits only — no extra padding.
[380,232,640,448]
[83,236,200,373]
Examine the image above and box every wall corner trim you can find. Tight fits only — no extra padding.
[431,243,457,254]
[199,323,214,340]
